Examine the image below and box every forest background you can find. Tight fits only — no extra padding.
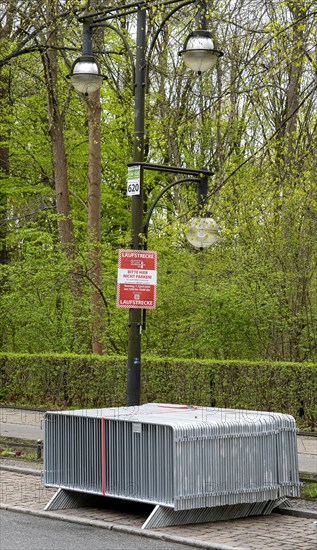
[1,0,317,367]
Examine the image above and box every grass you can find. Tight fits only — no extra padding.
[301,482,317,499]
[0,436,43,462]
[0,447,41,461]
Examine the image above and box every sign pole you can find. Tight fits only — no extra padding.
[126,5,146,407]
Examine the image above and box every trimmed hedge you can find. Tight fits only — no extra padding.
[1,353,316,430]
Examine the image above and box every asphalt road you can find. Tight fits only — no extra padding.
[0,509,195,550]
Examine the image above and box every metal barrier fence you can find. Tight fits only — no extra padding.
[44,403,300,526]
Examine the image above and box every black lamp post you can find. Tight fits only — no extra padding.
[69,0,223,406]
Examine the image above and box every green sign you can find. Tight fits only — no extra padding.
[127,166,140,196]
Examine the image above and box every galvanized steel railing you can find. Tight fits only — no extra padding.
[44,403,300,515]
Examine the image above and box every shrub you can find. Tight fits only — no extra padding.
[1,353,316,430]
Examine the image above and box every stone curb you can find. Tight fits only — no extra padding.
[0,405,46,412]
[0,504,247,550]
[0,465,41,476]
[274,507,317,520]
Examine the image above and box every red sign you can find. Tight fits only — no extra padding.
[116,250,157,309]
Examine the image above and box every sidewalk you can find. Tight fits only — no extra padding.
[1,467,316,550]
[0,407,43,440]
[1,407,317,550]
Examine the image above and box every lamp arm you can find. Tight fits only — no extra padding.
[82,19,93,55]
[94,1,195,95]
[86,21,136,92]
[195,0,207,30]
[80,0,196,22]
[146,0,198,92]
[142,176,198,331]
[143,177,199,249]
[147,0,193,69]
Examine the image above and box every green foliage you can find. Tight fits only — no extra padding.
[1,0,317,364]
[301,483,317,499]
[1,353,316,430]
[0,353,127,408]
[0,226,91,353]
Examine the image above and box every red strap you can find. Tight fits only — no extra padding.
[101,416,106,496]
[157,405,198,409]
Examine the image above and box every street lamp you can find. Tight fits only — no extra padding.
[180,30,223,73]
[68,19,105,95]
[186,174,219,248]
[140,166,217,331]
[69,54,104,95]
[69,0,223,406]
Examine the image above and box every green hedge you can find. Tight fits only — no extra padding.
[1,353,316,430]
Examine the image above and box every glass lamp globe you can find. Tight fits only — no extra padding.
[180,30,223,73]
[186,217,219,248]
[69,55,104,95]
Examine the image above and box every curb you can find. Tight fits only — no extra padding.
[0,465,41,476]
[0,405,47,412]
[275,507,317,520]
[0,504,248,550]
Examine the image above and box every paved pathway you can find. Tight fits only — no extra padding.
[1,469,316,550]
[297,436,317,474]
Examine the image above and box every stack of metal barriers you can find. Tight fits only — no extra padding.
[44,403,300,528]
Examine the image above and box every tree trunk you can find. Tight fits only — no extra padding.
[0,72,9,268]
[41,0,86,351]
[0,4,15,269]
[42,49,76,261]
